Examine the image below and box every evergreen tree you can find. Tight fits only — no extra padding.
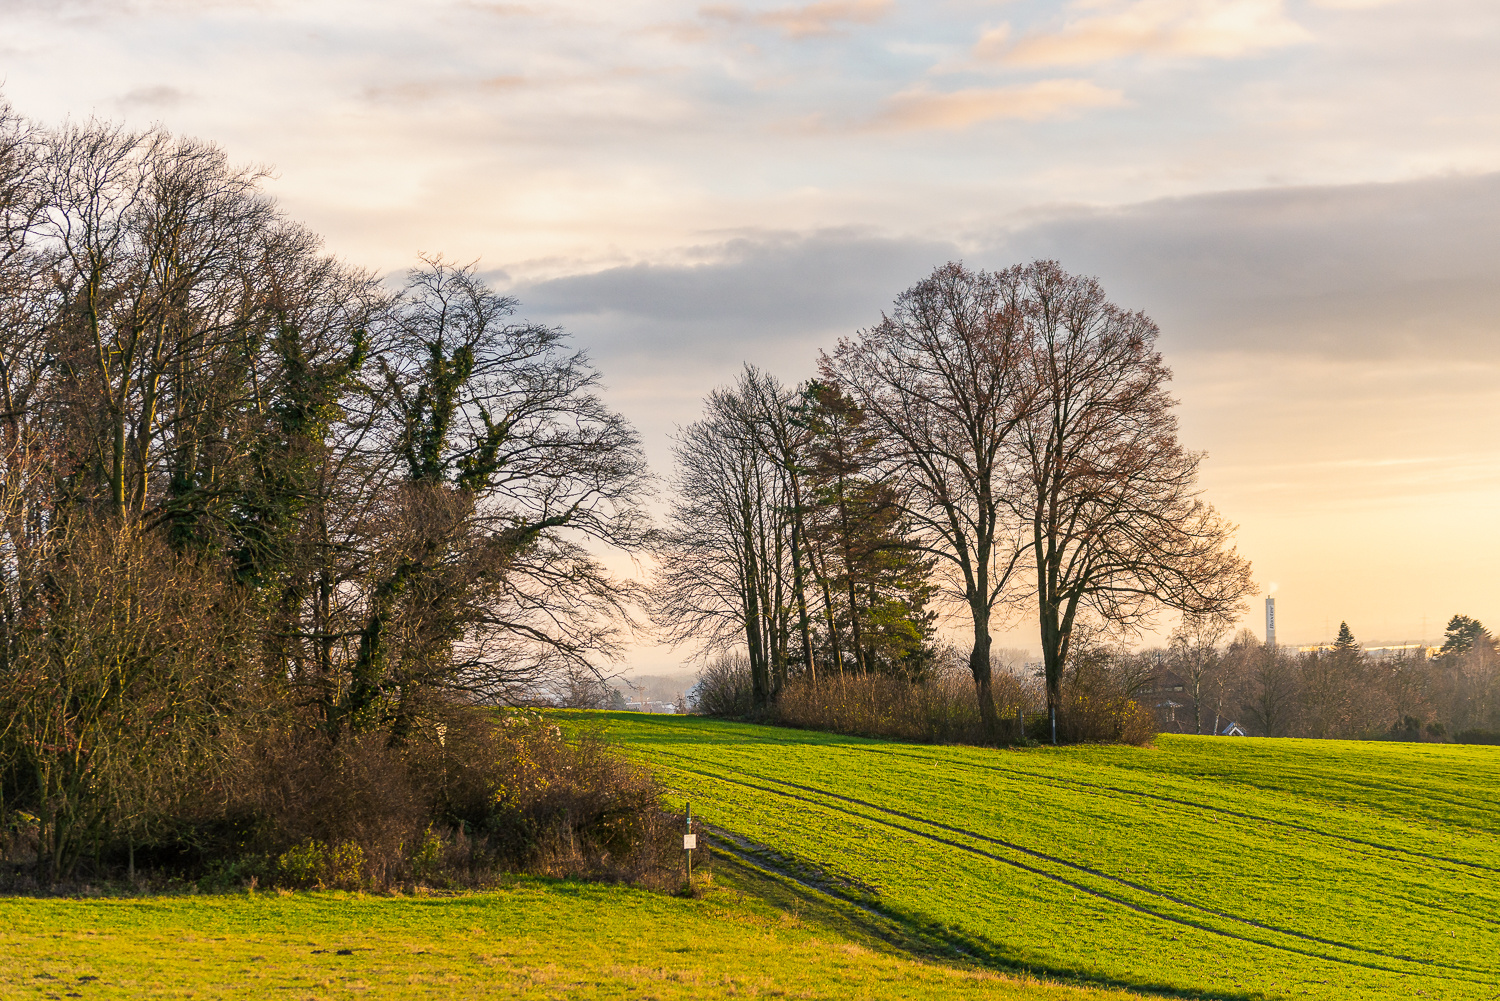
[800,382,935,678]
[1439,614,1492,660]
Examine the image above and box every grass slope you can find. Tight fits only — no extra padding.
[571,712,1500,1001]
[0,878,1143,1000]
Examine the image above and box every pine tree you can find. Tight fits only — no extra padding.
[1439,614,1492,660]
[1333,621,1359,654]
[800,381,935,679]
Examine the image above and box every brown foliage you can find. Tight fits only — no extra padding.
[773,671,1038,744]
[698,644,1156,747]
[222,707,692,892]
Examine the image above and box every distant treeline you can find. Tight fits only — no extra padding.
[691,614,1500,747]
[1142,615,1500,742]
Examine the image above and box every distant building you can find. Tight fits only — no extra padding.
[1295,642,1435,660]
[1143,670,1192,732]
[1143,671,1247,735]
[626,699,678,714]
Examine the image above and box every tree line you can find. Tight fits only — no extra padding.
[0,99,658,881]
[655,263,1256,742]
[1158,614,1500,741]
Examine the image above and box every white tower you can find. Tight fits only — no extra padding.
[1265,597,1276,648]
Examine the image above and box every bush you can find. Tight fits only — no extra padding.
[0,704,692,894]
[692,653,755,717]
[1454,729,1500,745]
[771,661,1044,746]
[1051,644,1158,746]
[694,643,1155,748]
[1053,693,1158,745]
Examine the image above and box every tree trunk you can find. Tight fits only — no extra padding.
[1040,602,1064,745]
[968,618,998,742]
[740,514,771,710]
[788,497,815,681]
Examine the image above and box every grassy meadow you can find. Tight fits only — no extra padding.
[2,715,1495,1001]
[0,874,1145,1000]
[566,712,1500,1001]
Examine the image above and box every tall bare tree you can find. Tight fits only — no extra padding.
[1006,261,1253,742]
[347,258,654,735]
[825,263,1034,738]
[654,372,792,708]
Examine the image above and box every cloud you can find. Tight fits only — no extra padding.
[458,2,540,14]
[701,0,892,39]
[513,171,1500,374]
[515,228,957,355]
[995,0,1312,66]
[361,75,525,104]
[869,79,1125,131]
[992,172,1500,357]
[119,84,187,108]
[971,23,1013,61]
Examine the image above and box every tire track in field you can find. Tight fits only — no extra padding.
[885,749,1500,931]
[653,750,1499,983]
[704,825,1264,1001]
[851,744,1500,877]
[815,746,1500,934]
[712,764,1500,978]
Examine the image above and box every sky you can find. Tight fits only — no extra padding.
[3,0,1498,667]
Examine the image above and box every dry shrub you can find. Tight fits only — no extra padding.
[0,522,257,884]
[410,709,689,889]
[694,645,1154,747]
[222,707,689,892]
[1054,694,1157,745]
[1054,651,1157,746]
[692,653,754,717]
[772,666,1043,746]
[235,729,425,889]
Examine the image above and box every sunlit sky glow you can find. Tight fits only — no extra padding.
[4,0,1497,666]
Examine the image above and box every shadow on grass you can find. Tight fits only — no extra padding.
[708,829,1266,1001]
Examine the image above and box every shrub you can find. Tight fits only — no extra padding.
[237,707,690,892]
[771,664,1044,746]
[0,703,692,893]
[1053,644,1158,746]
[699,643,1155,748]
[692,653,754,717]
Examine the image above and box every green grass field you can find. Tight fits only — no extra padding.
[567,712,1500,1001]
[0,874,1147,1000]
[2,716,1495,1000]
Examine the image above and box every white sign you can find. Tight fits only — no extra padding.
[683,834,698,850]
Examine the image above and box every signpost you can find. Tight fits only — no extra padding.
[683,803,696,882]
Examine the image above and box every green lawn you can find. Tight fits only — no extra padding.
[3,718,1494,1000]
[566,712,1500,1001]
[0,875,1142,1000]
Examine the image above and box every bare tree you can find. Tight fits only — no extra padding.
[1006,261,1253,743]
[41,123,276,524]
[824,263,1034,739]
[653,374,791,708]
[346,258,654,734]
[1168,612,1232,735]
[740,367,817,681]
[1239,642,1300,738]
